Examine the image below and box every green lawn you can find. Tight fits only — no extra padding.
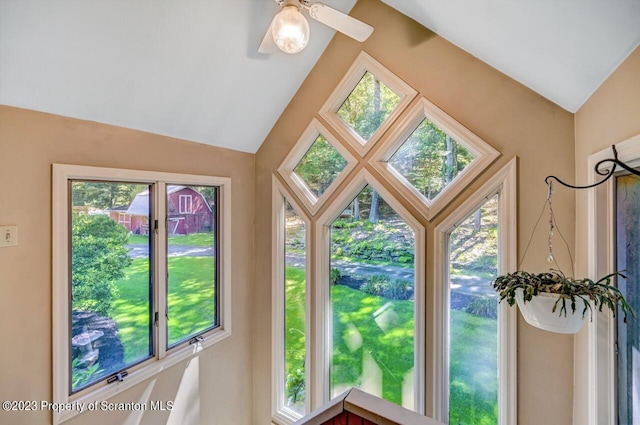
[284,266,497,423]
[128,232,214,247]
[111,256,215,363]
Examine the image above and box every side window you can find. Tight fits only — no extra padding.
[447,195,499,424]
[283,199,307,414]
[272,180,311,423]
[70,181,152,393]
[53,165,231,425]
[616,171,640,424]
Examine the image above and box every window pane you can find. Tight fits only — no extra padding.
[284,200,306,413]
[336,72,401,142]
[70,181,152,393]
[448,195,499,424]
[388,119,475,201]
[293,134,348,199]
[330,185,416,409]
[616,173,640,425]
[167,185,218,347]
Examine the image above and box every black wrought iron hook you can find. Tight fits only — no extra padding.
[544,145,640,190]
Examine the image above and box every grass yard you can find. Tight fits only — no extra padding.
[284,266,497,423]
[128,232,214,247]
[450,309,498,425]
[111,256,215,363]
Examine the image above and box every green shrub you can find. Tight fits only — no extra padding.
[286,363,306,405]
[330,267,341,285]
[465,297,498,319]
[360,274,412,300]
[71,214,131,315]
[360,274,388,296]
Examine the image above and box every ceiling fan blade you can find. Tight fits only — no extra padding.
[306,2,373,42]
[258,21,277,54]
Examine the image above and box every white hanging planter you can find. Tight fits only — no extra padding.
[515,289,586,334]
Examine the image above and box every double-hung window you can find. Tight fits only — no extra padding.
[52,164,231,424]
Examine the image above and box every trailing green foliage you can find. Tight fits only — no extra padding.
[493,270,633,321]
[72,214,132,316]
[71,359,103,389]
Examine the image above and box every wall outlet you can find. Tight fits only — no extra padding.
[0,226,18,247]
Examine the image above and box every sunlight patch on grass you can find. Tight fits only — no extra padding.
[112,256,215,362]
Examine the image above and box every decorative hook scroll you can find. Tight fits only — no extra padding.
[544,145,640,190]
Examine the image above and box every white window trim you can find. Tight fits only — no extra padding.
[52,164,232,425]
[370,97,500,220]
[584,134,640,425]
[313,169,426,414]
[271,177,313,424]
[433,158,517,424]
[278,119,358,215]
[179,194,193,214]
[319,51,417,157]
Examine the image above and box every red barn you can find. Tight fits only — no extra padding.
[110,186,213,235]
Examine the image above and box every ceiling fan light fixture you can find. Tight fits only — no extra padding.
[271,5,310,54]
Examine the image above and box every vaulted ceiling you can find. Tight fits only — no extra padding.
[1,0,639,153]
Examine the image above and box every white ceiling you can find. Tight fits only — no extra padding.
[1,0,639,154]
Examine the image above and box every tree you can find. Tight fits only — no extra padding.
[72,182,147,209]
[294,136,347,197]
[71,214,132,316]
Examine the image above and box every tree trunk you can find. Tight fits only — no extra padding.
[474,209,482,232]
[445,135,455,185]
[369,190,380,224]
[368,79,382,223]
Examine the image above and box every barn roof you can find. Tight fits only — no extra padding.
[126,185,211,216]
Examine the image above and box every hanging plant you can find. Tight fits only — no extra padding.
[493,269,632,321]
[493,170,634,333]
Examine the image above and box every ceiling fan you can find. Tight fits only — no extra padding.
[259,0,374,54]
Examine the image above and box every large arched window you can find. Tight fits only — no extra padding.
[272,51,516,425]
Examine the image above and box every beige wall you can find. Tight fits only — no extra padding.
[573,46,640,425]
[254,1,576,424]
[0,106,255,425]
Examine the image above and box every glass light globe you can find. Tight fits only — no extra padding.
[271,5,310,54]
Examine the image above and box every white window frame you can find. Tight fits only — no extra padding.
[314,169,426,414]
[179,194,193,214]
[52,164,232,425]
[277,119,358,215]
[433,158,517,424]
[272,177,312,424]
[370,97,500,220]
[584,134,640,425]
[319,51,417,157]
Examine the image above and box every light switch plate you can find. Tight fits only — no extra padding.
[0,226,18,247]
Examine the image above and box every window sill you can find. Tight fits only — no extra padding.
[55,328,230,424]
